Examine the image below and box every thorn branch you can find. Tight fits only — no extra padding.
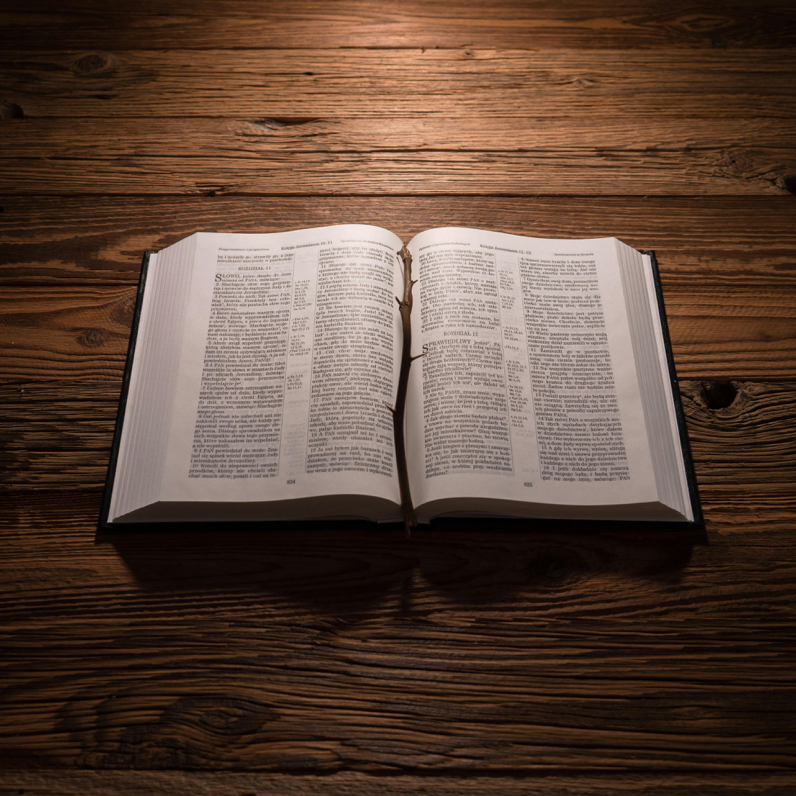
[393,244,418,536]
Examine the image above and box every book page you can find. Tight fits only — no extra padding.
[405,228,660,519]
[152,225,405,516]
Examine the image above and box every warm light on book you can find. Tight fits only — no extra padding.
[100,225,701,531]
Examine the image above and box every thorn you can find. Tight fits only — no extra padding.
[395,296,402,305]
[383,401,396,414]
[410,352,426,361]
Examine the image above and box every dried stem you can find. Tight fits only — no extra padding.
[392,245,418,536]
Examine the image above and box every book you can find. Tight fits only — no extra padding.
[100,225,701,530]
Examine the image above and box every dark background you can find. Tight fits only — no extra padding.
[1,1,795,793]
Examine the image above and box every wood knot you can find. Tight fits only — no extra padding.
[72,53,116,77]
[86,695,281,767]
[673,705,708,720]
[77,329,107,348]
[249,118,318,131]
[699,380,737,410]
[526,549,585,590]
[1,101,23,120]
[189,697,276,735]
[672,14,732,33]
[716,149,754,177]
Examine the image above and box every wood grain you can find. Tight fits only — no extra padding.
[6,116,795,156]
[2,0,796,786]
[2,148,791,198]
[2,117,794,196]
[3,50,795,120]
[1,771,795,796]
[0,626,793,771]
[2,0,795,50]
[2,197,795,286]
[0,287,136,380]
[0,487,795,771]
[2,490,795,620]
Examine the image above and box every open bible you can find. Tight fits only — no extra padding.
[100,225,701,529]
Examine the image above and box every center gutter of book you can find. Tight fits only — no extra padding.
[392,245,421,535]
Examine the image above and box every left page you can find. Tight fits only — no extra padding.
[112,225,405,523]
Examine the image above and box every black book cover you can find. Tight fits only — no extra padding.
[641,250,703,528]
[98,251,153,532]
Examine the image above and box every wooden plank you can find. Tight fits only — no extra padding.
[680,380,796,486]
[2,285,794,382]
[2,146,791,197]
[1,197,795,287]
[0,645,792,770]
[0,287,136,381]
[0,381,121,421]
[2,0,796,50]
[3,116,793,196]
[664,290,796,379]
[1,380,794,490]
[0,495,794,772]
[4,151,790,197]
[3,50,795,119]
[1,771,795,796]
[5,116,795,157]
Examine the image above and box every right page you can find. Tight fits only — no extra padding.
[405,228,689,523]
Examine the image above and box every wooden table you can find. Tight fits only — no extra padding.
[2,1,795,793]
